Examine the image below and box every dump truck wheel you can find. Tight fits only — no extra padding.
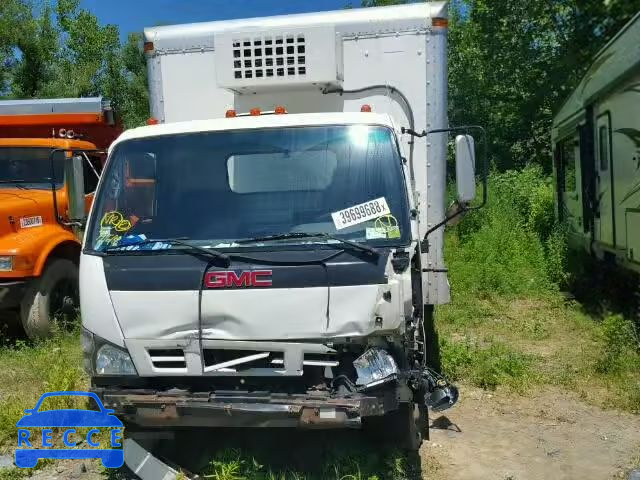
[363,402,423,451]
[20,259,79,339]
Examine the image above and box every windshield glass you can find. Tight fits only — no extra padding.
[0,147,64,189]
[87,125,411,252]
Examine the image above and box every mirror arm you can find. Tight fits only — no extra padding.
[49,148,66,227]
[411,125,488,252]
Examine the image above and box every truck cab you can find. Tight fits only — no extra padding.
[0,98,121,338]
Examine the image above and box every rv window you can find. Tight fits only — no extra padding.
[599,126,609,171]
[561,137,578,193]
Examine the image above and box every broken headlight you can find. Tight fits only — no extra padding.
[354,348,398,388]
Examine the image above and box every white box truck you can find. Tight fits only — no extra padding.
[65,2,485,450]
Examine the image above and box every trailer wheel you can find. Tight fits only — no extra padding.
[20,259,79,339]
[363,402,424,451]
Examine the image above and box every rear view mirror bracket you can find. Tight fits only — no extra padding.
[49,148,105,231]
[400,125,488,251]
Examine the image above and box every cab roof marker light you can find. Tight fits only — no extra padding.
[361,104,372,112]
[274,105,287,114]
[225,109,237,118]
[146,117,159,125]
[250,108,261,116]
[432,18,448,28]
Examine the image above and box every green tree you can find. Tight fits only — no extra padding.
[3,0,149,127]
[363,0,640,170]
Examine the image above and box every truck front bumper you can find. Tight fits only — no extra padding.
[0,280,25,309]
[94,388,398,429]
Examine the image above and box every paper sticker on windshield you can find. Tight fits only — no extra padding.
[101,211,133,233]
[331,197,391,230]
[366,214,401,239]
[20,216,43,229]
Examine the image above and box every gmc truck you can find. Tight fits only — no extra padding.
[66,3,485,451]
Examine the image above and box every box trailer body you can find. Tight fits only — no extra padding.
[0,97,121,338]
[553,12,640,273]
[75,3,475,450]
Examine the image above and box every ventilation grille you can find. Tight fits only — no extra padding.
[148,348,186,370]
[232,34,307,80]
[203,349,284,372]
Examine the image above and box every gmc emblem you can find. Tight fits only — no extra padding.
[204,270,273,288]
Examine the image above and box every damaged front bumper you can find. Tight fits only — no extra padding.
[94,388,399,429]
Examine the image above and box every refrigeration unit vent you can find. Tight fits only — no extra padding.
[215,26,343,91]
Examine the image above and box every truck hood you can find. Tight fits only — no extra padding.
[0,189,57,237]
[102,249,408,341]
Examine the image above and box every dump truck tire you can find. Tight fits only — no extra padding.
[20,259,79,339]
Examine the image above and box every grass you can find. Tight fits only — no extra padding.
[0,331,87,451]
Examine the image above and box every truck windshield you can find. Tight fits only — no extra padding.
[0,147,64,189]
[88,125,411,252]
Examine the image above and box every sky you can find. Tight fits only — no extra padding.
[79,0,354,37]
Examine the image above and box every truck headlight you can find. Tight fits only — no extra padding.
[354,348,398,388]
[95,343,137,376]
[0,256,13,272]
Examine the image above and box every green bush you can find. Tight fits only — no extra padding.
[448,165,567,297]
[595,314,639,374]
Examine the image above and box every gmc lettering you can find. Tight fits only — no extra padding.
[204,270,273,288]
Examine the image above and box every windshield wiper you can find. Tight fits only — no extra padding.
[236,232,380,258]
[0,180,29,189]
[104,237,231,266]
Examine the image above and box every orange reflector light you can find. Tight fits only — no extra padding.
[432,17,448,28]
[147,117,159,125]
[275,105,287,114]
[143,42,154,53]
[250,108,261,116]
[361,104,372,112]
[225,109,237,118]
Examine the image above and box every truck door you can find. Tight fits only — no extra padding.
[557,133,583,233]
[595,113,614,246]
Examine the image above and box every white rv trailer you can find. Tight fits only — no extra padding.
[553,12,640,273]
[68,3,482,451]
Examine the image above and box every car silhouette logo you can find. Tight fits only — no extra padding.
[15,391,124,469]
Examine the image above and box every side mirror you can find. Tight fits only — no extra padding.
[455,134,477,203]
[65,153,87,232]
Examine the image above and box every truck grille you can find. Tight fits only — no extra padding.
[202,349,284,372]
[147,348,187,371]
[232,34,306,80]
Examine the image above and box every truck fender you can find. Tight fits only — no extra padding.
[32,230,81,277]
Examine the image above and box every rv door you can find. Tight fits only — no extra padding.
[557,133,583,233]
[595,113,614,247]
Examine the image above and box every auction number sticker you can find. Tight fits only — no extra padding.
[20,216,43,229]
[331,197,391,230]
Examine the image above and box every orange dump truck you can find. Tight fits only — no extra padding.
[0,97,121,338]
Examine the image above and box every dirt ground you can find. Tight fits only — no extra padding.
[424,386,640,480]
[4,385,637,480]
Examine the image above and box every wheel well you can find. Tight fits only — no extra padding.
[47,241,81,266]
